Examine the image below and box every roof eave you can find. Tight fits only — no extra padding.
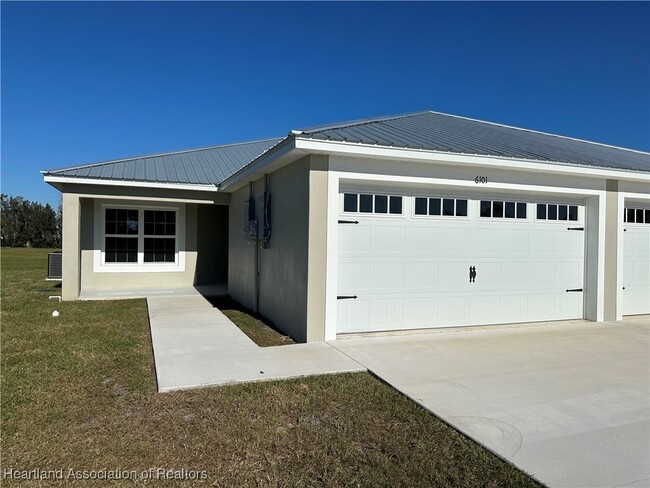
[294,137,650,182]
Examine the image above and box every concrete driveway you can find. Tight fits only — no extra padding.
[331,317,650,488]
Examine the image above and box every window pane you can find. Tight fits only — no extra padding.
[627,208,635,223]
[389,196,402,214]
[493,201,503,218]
[636,209,644,224]
[480,200,491,218]
[343,194,357,213]
[568,205,578,221]
[559,205,568,220]
[374,195,388,214]
[537,204,546,220]
[516,202,527,219]
[456,199,468,217]
[646,210,650,224]
[144,210,175,235]
[429,198,441,216]
[105,237,137,263]
[359,194,373,213]
[442,199,454,216]
[414,197,427,215]
[106,208,138,235]
[548,204,557,220]
[144,238,175,263]
[505,201,515,218]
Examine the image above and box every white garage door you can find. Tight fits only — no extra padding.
[337,191,585,334]
[622,207,650,315]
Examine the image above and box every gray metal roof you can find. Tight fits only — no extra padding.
[43,138,283,185]
[297,111,650,173]
[43,111,649,189]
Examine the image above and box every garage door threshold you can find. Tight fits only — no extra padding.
[337,318,590,340]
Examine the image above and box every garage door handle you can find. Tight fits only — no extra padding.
[337,295,358,300]
[469,266,476,283]
[338,220,359,224]
[565,288,583,292]
[567,227,584,231]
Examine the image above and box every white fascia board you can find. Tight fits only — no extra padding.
[218,138,298,191]
[43,175,219,193]
[295,138,650,183]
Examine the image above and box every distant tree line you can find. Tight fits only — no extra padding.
[1,194,61,248]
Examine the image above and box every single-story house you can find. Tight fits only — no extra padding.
[43,111,650,342]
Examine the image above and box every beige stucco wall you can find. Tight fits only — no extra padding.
[227,185,258,312]
[228,155,329,342]
[64,197,229,295]
[603,180,619,320]
[62,193,81,300]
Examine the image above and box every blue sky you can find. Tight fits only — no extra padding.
[2,1,649,207]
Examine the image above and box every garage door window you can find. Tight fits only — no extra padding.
[536,203,578,221]
[343,193,403,215]
[480,200,527,219]
[624,208,650,224]
[414,197,468,217]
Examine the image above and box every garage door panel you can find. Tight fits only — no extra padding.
[338,299,370,333]
[337,194,585,333]
[471,229,502,253]
[370,262,404,289]
[339,224,371,255]
[500,263,528,287]
[503,230,530,254]
[623,225,650,315]
[407,226,440,253]
[372,226,405,253]
[338,262,370,292]
[438,296,470,324]
[404,262,439,289]
[530,230,557,254]
[440,228,471,254]
[404,297,438,328]
[369,298,404,328]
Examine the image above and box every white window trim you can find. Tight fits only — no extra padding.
[340,192,405,217]
[533,201,583,224]
[93,200,186,273]
[477,199,530,222]
[411,195,471,220]
[623,207,650,225]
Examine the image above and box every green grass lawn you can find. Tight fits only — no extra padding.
[1,248,540,487]
[207,296,295,347]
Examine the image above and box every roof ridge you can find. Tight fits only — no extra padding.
[295,110,432,135]
[428,111,650,155]
[42,137,284,174]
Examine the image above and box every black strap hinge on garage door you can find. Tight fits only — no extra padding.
[565,288,583,292]
[338,220,359,224]
[567,227,584,231]
[337,295,358,300]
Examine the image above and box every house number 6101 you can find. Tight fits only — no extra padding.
[475,176,488,184]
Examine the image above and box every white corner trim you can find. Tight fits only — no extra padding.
[324,171,340,341]
[295,138,650,182]
[93,200,186,273]
[44,175,219,193]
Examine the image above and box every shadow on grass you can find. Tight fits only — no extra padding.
[206,295,296,347]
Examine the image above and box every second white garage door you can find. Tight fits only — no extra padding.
[337,191,585,334]
[622,206,650,315]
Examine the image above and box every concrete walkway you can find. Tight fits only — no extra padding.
[331,317,650,488]
[147,293,365,392]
